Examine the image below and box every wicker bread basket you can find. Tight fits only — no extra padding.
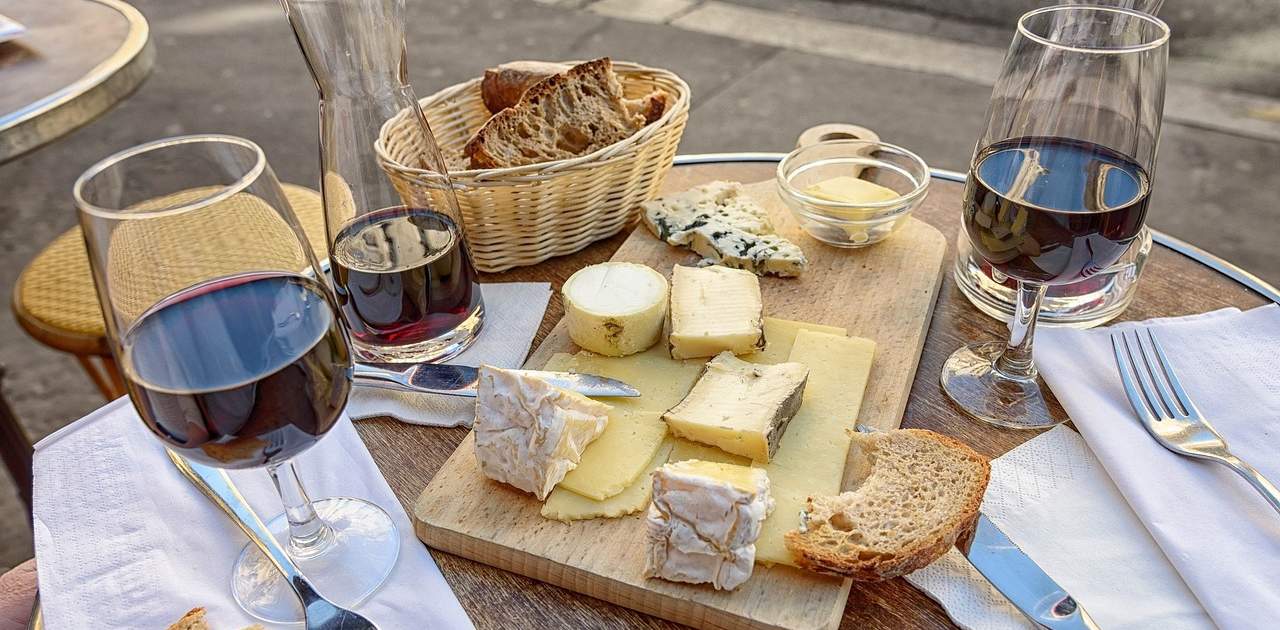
[376,61,690,272]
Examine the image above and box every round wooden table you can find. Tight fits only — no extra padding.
[352,157,1275,629]
[0,0,153,162]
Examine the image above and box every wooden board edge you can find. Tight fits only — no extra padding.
[414,517,847,630]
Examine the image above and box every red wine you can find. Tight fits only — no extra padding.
[122,273,351,468]
[330,206,480,347]
[964,136,1150,285]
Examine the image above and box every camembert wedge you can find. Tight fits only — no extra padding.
[668,265,764,360]
[473,366,610,500]
[662,352,808,463]
[644,460,773,591]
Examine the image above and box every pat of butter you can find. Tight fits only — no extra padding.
[803,176,899,204]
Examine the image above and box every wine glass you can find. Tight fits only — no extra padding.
[74,135,400,622]
[941,6,1169,429]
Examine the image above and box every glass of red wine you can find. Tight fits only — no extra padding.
[282,0,484,364]
[75,135,399,623]
[942,5,1169,429]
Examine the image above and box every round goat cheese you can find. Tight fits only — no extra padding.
[563,262,668,357]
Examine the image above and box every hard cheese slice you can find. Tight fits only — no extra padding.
[543,345,703,501]
[755,330,875,566]
[541,439,676,522]
[748,317,846,364]
[669,438,751,467]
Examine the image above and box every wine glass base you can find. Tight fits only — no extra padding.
[940,342,1069,430]
[231,497,400,624]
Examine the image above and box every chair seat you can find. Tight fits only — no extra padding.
[12,184,327,355]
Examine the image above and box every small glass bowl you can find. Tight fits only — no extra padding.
[776,140,931,247]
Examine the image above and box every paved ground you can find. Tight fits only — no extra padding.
[2,0,1277,568]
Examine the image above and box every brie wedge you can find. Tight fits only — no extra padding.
[644,459,773,590]
[662,352,808,463]
[668,265,765,360]
[473,365,610,500]
[641,181,808,277]
[563,262,668,357]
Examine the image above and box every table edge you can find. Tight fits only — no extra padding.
[0,0,155,162]
[673,152,1280,304]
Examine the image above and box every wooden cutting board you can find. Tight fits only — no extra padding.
[413,180,948,629]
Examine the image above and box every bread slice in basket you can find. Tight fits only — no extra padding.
[785,428,990,581]
[464,58,668,169]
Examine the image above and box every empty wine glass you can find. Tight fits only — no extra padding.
[75,135,400,622]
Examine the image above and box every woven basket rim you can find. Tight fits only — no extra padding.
[376,60,691,181]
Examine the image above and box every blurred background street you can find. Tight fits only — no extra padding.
[1,0,1277,566]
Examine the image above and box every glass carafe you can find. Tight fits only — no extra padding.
[282,0,484,363]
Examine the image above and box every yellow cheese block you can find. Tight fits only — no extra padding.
[557,406,667,500]
[803,175,900,205]
[669,438,751,466]
[541,440,675,522]
[754,330,876,566]
[541,345,703,502]
[748,317,847,364]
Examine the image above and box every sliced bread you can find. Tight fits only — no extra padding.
[464,58,664,169]
[784,428,990,581]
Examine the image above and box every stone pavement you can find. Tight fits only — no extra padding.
[1,0,1277,567]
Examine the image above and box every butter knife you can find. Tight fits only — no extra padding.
[959,514,1100,629]
[353,363,640,398]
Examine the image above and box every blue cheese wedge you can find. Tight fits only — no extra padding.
[473,365,610,500]
[642,181,807,277]
[644,459,773,590]
[662,352,808,463]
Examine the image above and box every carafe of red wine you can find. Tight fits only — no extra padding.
[282,0,484,363]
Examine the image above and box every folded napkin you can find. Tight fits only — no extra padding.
[346,282,551,427]
[32,399,473,629]
[906,426,1213,630]
[1036,305,1280,629]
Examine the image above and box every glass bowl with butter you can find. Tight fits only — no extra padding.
[776,140,930,247]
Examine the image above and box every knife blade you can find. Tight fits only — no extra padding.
[352,363,641,398]
[959,514,1100,629]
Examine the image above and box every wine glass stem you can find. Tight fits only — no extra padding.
[993,281,1047,380]
[267,460,334,558]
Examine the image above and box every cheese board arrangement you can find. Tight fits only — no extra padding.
[414,176,960,629]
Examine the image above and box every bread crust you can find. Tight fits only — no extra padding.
[784,429,991,581]
[480,60,568,113]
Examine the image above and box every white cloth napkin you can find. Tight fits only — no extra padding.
[1035,304,1280,630]
[906,425,1213,630]
[32,398,473,630]
[346,282,551,427]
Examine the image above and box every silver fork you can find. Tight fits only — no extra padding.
[1111,327,1280,515]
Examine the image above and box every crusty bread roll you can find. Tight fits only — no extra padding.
[784,429,990,581]
[480,60,568,113]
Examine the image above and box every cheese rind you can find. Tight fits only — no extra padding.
[541,440,675,522]
[563,262,668,357]
[644,460,773,590]
[641,181,808,277]
[473,366,610,500]
[668,265,765,360]
[662,352,808,463]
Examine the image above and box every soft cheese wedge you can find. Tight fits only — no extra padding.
[645,459,774,591]
[473,366,610,500]
[541,439,676,521]
[663,352,808,463]
[668,265,764,360]
[563,262,668,357]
